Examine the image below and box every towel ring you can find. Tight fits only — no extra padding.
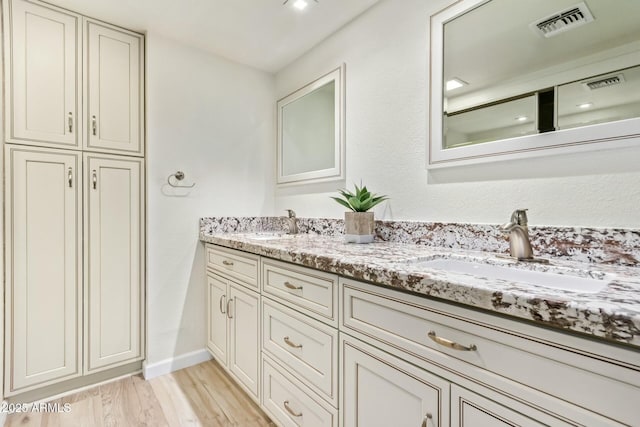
[167,171,196,188]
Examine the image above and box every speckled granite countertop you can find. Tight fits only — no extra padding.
[200,232,640,348]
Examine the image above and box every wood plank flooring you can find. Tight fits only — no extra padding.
[6,360,276,427]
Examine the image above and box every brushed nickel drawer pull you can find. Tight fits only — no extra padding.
[226,299,233,319]
[222,260,234,266]
[68,112,73,132]
[284,281,303,290]
[421,412,433,427]
[428,331,477,351]
[283,400,302,418]
[68,167,73,188]
[92,170,97,190]
[92,115,97,136]
[219,295,226,314]
[283,336,302,349]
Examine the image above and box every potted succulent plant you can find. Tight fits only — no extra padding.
[331,183,388,243]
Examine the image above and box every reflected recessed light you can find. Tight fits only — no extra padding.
[577,102,593,109]
[293,0,308,10]
[515,116,528,122]
[446,78,467,91]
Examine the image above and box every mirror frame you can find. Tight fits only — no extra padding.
[277,64,345,185]
[428,0,640,168]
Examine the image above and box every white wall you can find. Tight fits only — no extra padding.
[274,0,640,228]
[146,33,275,365]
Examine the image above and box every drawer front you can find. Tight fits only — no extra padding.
[262,298,338,405]
[341,279,639,426]
[262,259,337,326]
[206,245,259,289]
[262,356,337,427]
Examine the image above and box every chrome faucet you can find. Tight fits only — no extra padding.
[500,209,534,260]
[285,209,298,235]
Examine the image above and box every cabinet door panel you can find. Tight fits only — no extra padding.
[207,274,228,367]
[85,20,143,155]
[85,154,144,372]
[228,283,260,399]
[4,0,80,147]
[452,385,549,427]
[4,146,82,394]
[342,336,449,427]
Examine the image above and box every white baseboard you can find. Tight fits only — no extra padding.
[142,349,212,380]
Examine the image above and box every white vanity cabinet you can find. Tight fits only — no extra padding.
[205,246,261,402]
[340,278,639,427]
[260,258,339,426]
[3,0,145,156]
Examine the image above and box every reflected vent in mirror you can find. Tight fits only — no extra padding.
[531,2,594,38]
[582,74,625,90]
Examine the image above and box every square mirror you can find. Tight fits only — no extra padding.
[277,65,345,185]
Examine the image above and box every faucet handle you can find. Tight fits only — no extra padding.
[510,209,528,226]
[285,209,296,218]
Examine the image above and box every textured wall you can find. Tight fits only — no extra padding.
[273,0,640,228]
[146,34,275,364]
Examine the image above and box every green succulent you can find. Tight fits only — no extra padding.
[331,183,388,212]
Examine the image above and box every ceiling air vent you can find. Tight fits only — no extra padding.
[582,74,625,90]
[531,2,595,38]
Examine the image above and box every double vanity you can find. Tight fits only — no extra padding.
[200,217,639,427]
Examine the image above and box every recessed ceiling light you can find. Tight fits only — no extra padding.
[293,0,308,10]
[445,78,467,91]
[515,116,528,122]
[577,102,593,109]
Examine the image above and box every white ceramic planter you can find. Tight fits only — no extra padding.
[344,211,375,244]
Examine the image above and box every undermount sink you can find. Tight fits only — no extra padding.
[410,258,610,294]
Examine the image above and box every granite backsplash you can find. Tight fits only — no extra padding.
[199,217,640,267]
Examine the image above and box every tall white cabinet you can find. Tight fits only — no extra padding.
[3,0,145,397]
[4,146,82,392]
[84,154,144,373]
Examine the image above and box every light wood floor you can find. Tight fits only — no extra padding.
[6,360,276,427]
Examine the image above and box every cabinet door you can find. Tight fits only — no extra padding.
[84,19,144,155]
[207,274,228,367]
[451,384,569,427]
[342,336,449,427]
[85,154,144,372]
[4,146,82,394]
[3,0,80,148]
[228,282,260,400]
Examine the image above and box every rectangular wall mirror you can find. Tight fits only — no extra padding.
[429,0,640,167]
[277,65,345,185]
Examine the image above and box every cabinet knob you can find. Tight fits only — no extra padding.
[226,299,233,319]
[283,400,302,418]
[428,331,477,352]
[219,295,226,314]
[284,281,303,290]
[283,336,303,349]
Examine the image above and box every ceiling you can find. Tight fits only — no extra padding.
[44,0,381,72]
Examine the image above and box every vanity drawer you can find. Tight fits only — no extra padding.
[340,278,639,426]
[206,245,259,289]
[262,258,338,326]
[262,298,338,405]
[262,355,337,427]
